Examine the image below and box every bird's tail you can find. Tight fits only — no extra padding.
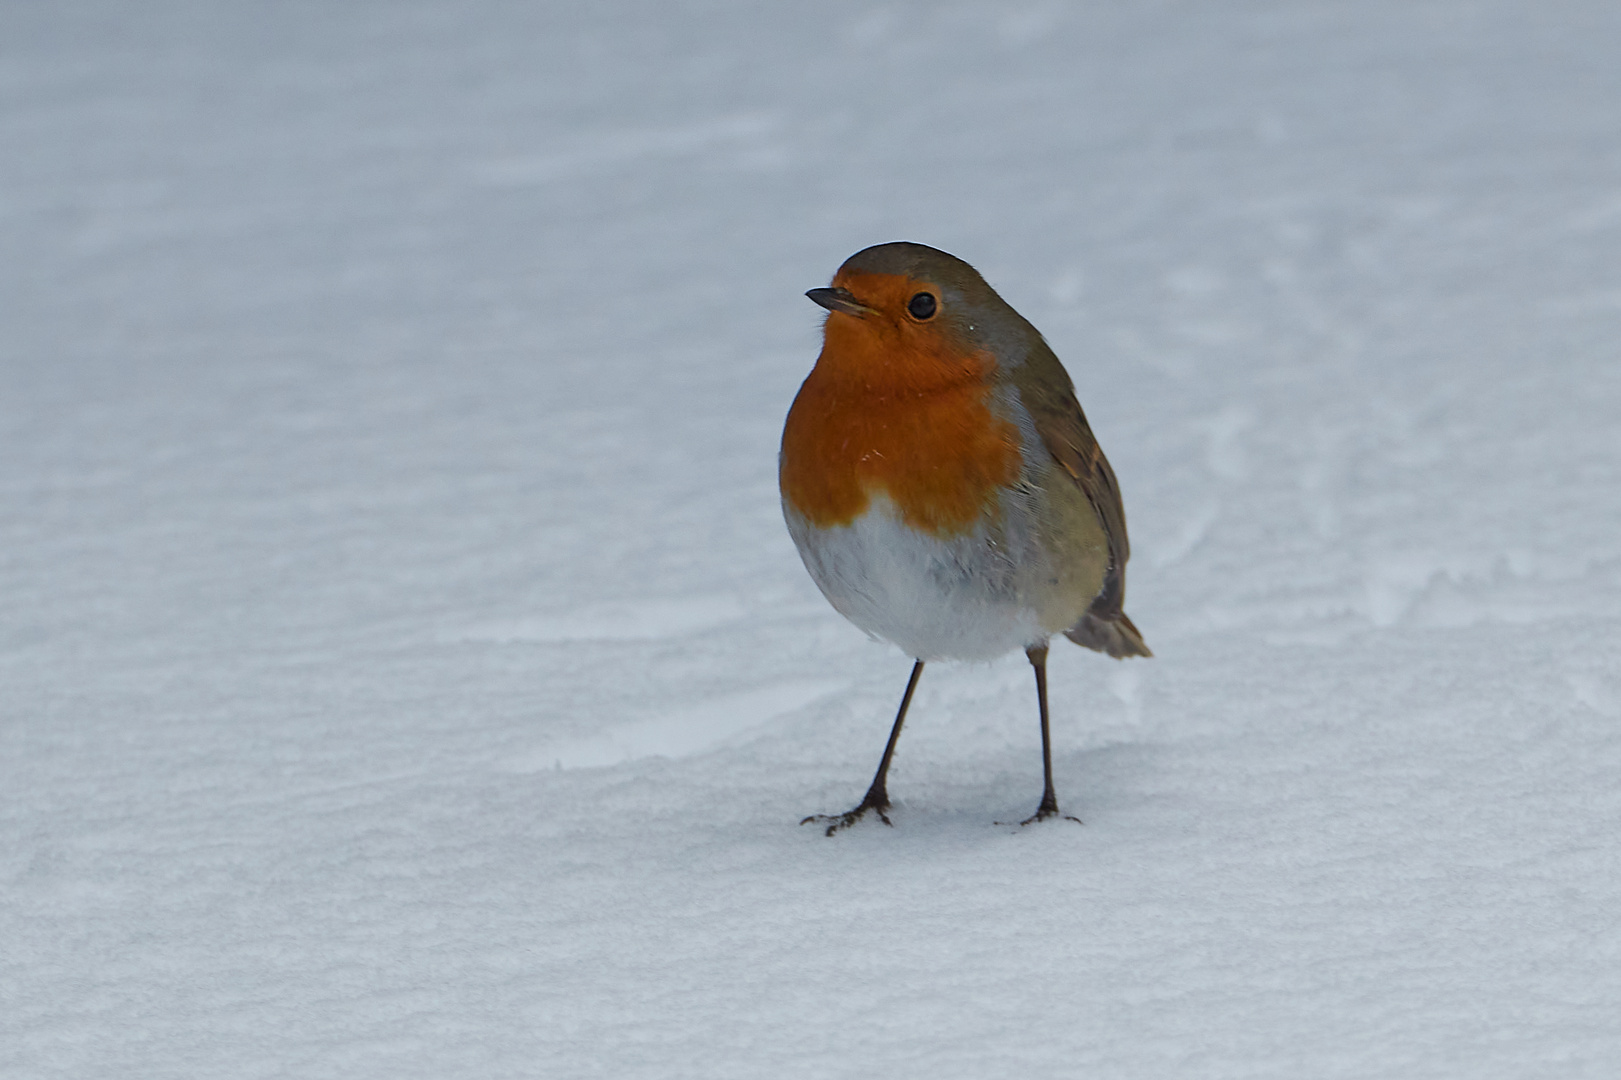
[1064,610,1151,659]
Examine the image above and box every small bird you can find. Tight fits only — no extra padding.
[780,242,1150,834]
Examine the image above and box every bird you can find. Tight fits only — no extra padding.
[779,241,1150,834]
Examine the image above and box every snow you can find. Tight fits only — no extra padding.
[4,1,1621,1076]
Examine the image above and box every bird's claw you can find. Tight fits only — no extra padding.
[801,800,893,836]
[999,795,1083,827]
[1017,807,1083,826]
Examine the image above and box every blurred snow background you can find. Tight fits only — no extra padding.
[4,2,1620,1076]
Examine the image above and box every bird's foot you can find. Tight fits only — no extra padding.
[1008,792,1082,827]
[801,791,892,836]
[1017,806,1083,827]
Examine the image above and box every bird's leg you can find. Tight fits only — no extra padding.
[1020,643,1082,826]
[803,660,924,836]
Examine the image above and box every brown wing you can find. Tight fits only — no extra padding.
[1017,356,1151,659]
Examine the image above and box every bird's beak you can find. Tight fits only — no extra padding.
[806,287,873,317]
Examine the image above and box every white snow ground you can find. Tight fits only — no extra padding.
[4,2,1621,1076]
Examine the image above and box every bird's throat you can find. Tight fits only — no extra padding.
[780,370,1019,537]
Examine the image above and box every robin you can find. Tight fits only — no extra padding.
[780,241,1150,834]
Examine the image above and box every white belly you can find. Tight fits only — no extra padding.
[783,494,1048,662]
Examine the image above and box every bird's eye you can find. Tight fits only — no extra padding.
[907,292,937,320]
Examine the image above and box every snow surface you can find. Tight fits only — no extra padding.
[4,2,1621,1076]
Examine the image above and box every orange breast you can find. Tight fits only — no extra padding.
[780,307,1019,538]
